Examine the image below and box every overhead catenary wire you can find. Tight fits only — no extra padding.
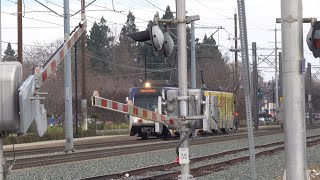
[2,11,63,26]
[87,53,175,72]
[144,0,166,12]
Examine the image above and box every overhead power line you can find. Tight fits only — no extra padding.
[2,11,63,26]
[144,0,166,12]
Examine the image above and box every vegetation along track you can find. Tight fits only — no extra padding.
[80,135,320,180]
[8,129,282,170]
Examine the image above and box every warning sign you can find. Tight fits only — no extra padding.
[179,148,189,164]
[280,96,284,102]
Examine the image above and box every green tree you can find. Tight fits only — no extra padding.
[119,11,138,50]
[140,6,177,81]
[3,43,17,61]
[196,33,231,90]
[87,17,115,72]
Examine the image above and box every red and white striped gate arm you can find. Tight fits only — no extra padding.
[92,96,180,128]
[35,19,87,87]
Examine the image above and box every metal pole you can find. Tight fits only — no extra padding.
[191,21,196,89]
[281,0,307,178]
[81,0,88,131]
[279,52,284,129]
[307,63,312,126]
[275,26,279,112]
[252,42,258,131]
[75,43,79,138]
[176,0,193,179]
[17,0,22,64]
[279,52,283,100]
[144,46,147,82]
[237,0,257,179]
[234,13,238,92]
[64,0,74,152]
[0,138,4,180]
[272,76,275,110]
[0,0,2,62]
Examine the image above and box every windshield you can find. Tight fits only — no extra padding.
[134,97,158,111]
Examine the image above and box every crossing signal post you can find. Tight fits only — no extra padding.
[0,19,86,179]
[128,9,200,179]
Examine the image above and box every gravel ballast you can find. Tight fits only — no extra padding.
[7,129,320,180]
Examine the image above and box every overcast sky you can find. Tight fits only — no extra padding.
[2,0,320,81]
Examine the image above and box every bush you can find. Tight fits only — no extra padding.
[79,129,96,137]
[3,127,98,145]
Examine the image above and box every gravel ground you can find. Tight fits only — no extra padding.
[197,142,320,180]
[7,129,320,180]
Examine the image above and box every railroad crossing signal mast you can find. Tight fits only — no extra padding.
[0,19,86,179]
[280,0,311,179]
[94,1,199,179]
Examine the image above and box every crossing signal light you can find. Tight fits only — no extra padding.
[163,29,174,57]
[128,23,174,57]
[307,21,320,58]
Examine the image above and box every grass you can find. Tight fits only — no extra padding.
[3,123,130,145]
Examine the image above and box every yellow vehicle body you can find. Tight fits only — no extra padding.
[203,91,235,130]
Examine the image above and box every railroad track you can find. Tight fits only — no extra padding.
[3,128,251,157]
[80,134,320,180]
[8,129,283,170]
[4,138,154,157]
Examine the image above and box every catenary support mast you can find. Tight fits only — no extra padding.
[64,0,74,152]
[281,0,307,179]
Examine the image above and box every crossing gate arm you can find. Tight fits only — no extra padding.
[92,96,180,128]
[35,19,87,87]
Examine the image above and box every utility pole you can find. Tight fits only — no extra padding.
[281,0,307,179]
[234,13,238,92]
[17,0,22,64]
[274,26,279,112]
[191,21,196,89]
[252,42,258,131]
[0,0,2,62]
[307,63,312,126]
[279,52,284,129]
[237,0,257,179]
[279,52,282,101]
[0,3,3,179]
[176,0,193,179]
[64,0,74,152]
[272,76,275,111]
[0,134,3,180]
[144,46,147,81]
[75,43,79,138]
[81,0,88,131]
[0,1,2,62]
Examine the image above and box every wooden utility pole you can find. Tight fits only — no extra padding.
[18,0,22,64]
[81,33,86,100]
[234,13,238,92]
[252,42,258,131]
[81,0,86,100]
[81,0,88,130]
